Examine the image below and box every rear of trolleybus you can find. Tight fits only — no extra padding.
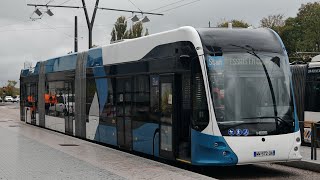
[192,28,302,165]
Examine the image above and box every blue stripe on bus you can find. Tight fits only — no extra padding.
[132,123,159,156]
[92,67,108,115]
[87,48,103,67]
[191,129,238,166]
[44,54,78,73]
[89,48,107,115]
[270,29,300,132]
[94,124,117,146]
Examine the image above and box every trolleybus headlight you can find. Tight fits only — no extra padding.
[294,146,298,151]
[214,142,219,147]
[223,151,228,156]
[296,137,300,142]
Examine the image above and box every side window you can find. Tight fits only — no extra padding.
[116,77,132,117]
[26,83,37,108]
[101,78,117,125]
[305,81,320,112]
[192,58,209,131]
[133,76,150,122]
[46,81,65,117]
[150,75,160,114]
[86,78,97,120]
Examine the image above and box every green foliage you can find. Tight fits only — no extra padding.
[132,22,143,38]
[260,14,285,33]
[0,80,19,97]
[110,16,127,42]
[261,2,320,62]
[110,16,149,42]
[296,2,320,52]
[217,19,250,28]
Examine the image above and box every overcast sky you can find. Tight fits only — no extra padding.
[0,0,318,87]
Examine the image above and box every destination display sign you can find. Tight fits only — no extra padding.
[308,68,320,74]
[228,58,262,66]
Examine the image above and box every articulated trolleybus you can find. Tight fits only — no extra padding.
[20,26,301,165]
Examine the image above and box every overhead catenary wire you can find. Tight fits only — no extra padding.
[156,0,201,14]
[46,0,55,5]
[0,19,34,29]
[0,24,115,32]
[35,20,74,39]
[127,0,143,12]
[147,0,190,12]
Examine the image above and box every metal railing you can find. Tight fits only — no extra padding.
[299,121,319,160]
[310,122,320,160]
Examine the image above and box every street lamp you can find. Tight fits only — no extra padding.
[141,16,150,23]
[34,8,42,16]
[46,9,54,16]
[131,15,139,22]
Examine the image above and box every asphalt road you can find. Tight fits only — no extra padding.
[191,163,320,179]
[2,102,320,180]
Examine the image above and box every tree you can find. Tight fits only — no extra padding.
[260,14,285,32]
[296,2,320,52]
[110,16,127,42]
[110,16,149,42]
[273,2,320,62]
[132,22,143,38]
[0,80,18,97]
[278,17,302,58]
[217,19,250,28]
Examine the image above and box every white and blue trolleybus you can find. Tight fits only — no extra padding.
[20,26,302,165]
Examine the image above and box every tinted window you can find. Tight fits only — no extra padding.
[192,58,209,131]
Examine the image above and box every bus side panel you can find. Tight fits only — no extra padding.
[191,129,238,166]
[132,122,159,156]
[86,92,100,140]
[95,124,117,146]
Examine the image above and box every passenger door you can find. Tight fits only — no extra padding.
[116,77,132,150]
[28,83,38,125]
[64,82,74,135]
[159,75,175,159]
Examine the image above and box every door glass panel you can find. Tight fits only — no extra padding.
[161,83,172,124]
[160,81,173,153]
[161,125,172,151]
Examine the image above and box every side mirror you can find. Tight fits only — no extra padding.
[271,56,280,67]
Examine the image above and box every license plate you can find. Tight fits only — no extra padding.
[254,150,275,157]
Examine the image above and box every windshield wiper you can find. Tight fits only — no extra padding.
[218,121,261,131]
[242,116,292,127]
[229,44,279,120]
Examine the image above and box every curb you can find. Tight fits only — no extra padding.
[277,160,320,173]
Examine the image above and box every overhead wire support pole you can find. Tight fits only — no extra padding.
[80,0,100,48]
[75,16,78,53]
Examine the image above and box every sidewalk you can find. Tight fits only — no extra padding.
[0,104,214,180]
[278,145,320,173]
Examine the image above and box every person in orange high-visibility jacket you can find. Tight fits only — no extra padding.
[45,94,50,114]
[27,94,36,120]
[27,95,35,103]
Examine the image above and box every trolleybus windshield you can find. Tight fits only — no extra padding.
[205,50,295,136]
